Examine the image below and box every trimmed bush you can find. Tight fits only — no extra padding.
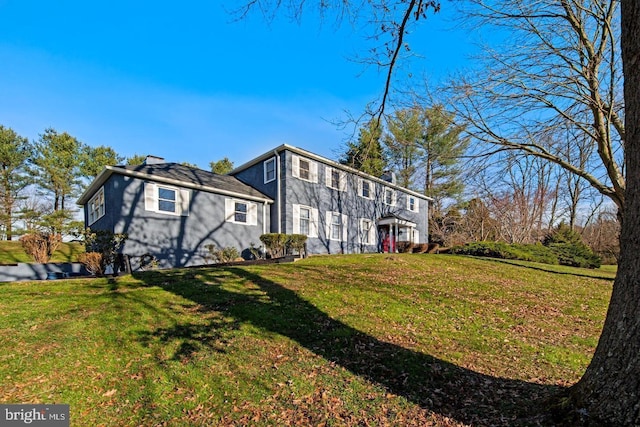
[259,233,308,258]
[259,234,288,258]
[286,234,308,255]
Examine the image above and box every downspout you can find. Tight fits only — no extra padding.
[274,149,282,234]
[263,201,267,235]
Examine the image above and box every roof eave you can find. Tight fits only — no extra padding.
[230,144,433,202]
[77,165,274,206]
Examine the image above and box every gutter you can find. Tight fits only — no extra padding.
[231,143,433,202]
[77,166,273,206]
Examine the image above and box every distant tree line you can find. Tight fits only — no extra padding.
[340,104,619,263]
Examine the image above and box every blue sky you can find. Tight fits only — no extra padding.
[0,1,475,170]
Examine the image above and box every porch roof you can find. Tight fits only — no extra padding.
[377,215,417,228]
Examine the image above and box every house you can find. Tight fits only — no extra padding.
[229,144,431,255]
[78,145,431,270]
[76,156,273,270]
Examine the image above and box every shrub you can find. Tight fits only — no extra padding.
[259,233,308,258]
[397,241,415,253]
[286,234,308,255]
[450,241,559,265]
[260,233,288,258]
[82,229,128,274]
[412,243,429,254]
[19,232,62,263]
[204,245,240,264]
[543,224,601,268]
[77,252,104,275]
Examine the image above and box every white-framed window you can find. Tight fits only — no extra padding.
[293,204,318,237]
[326,211,348,241]
[407,195,419,212]
[325,166,347,191]
[359,218,376,245]
[158,187,177,213]
[264,158,276,183]
[144,182,190,216]
[358,179,374,200]
[292,155,318,183]
[88,186,105,225]
[383,188,397,206]
[225,198,258,225]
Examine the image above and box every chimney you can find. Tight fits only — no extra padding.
[143,155,165,165]
[380,170,396,185]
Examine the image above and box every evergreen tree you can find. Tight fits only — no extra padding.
[31,128,83,212]
[341,119,386,177]
[419,105,469,211]
[210,157,234,174]
[383,107,424,189]
[0,125,32,240]
[126,154,147,165]
[80,145,124,178]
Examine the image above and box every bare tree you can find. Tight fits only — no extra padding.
[446,0,624,212]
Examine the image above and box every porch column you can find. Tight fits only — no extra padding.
[394,223,399,253]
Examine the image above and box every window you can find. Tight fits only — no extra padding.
[359,218,375,245]
[144,182,190,216]
[88,187,105,225]
[384,188,396,206]
[264,158,276,183]
[407,195,419,212]
[358,179,374,199]
[158,187,177,213]
[234,202,248,223]
[330,213,342,241]
[325,166,347,191]
[293,204,318,237]
[331,169,340,189]
[225,198,258,225]
[299,207,310,235]
[292,155,318,182]
[326,211,347,241]
[299,159,310,180]
[362,180,371,198]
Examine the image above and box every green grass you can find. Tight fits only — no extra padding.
[0,241,85,264]
[0,254,613,426]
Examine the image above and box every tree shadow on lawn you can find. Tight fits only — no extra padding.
[134,267,566,426]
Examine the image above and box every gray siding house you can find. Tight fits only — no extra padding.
[78,145,431,270]
[77,158,272,269]
[230,145,431,255]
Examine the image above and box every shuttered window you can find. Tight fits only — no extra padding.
[292,204,318,237]
[225,198,258,225]
[144,182,190,216]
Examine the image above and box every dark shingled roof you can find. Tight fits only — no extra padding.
[119,162,270,200]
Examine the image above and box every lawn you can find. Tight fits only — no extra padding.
[0,254,613,426]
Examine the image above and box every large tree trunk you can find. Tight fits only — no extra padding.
[570,1,640,424]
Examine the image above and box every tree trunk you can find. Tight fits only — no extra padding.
[570,1,640,424]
